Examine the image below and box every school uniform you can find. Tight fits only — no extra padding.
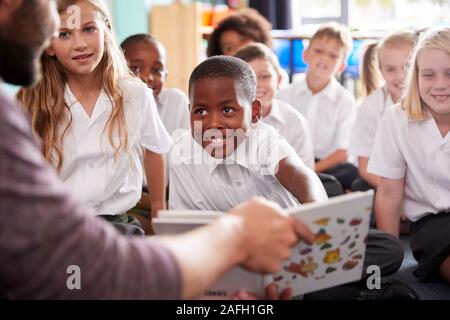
[169,122,301,211]
[168,118,404,292]
[142,88,190,188]
[262,99,315,169]
[156,88,191,136]
[278,77,358,189]
[368,104,450,279]
[61,79,172,234]
[350,86,394,192]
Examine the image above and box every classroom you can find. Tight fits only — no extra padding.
[0,0,449,304]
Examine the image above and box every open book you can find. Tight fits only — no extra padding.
[154,191,374,299]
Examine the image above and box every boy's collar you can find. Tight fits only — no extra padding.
[296,77,340,102]
[265,100,285,125]
[175,129,253,174]
[207,130,253,173]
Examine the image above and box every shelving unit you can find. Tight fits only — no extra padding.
[150,2,204,94]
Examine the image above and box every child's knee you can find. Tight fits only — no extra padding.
[439,255,450,281]
[366,229,404,276]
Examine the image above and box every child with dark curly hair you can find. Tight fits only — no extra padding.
[206,8,272,57]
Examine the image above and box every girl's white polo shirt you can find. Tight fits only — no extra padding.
[368,104,450,221]
[350,86,394,158]
[60,79,172,216]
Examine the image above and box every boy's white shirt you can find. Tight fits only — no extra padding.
[168,122,302,212]
[368,104,450,221]
[349,86,394,158]
[278,77,356,159]
[262,99,315,169]
[60,79,172,216]
[156,88,191,136]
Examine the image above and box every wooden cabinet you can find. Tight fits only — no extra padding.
[150,2,204,94]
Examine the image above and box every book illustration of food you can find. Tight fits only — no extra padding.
[342,259,359,270]
[348,249,359,257]
[315,228,332,245]
[155,191,374,299]
[340,235,351,245]
[349,218,362,226]
[314,218,330,226]
[323,248,341,264]
[284,256,318,278]
[300,248,313,255]
[326,266,337,274]
[274,275,283,282]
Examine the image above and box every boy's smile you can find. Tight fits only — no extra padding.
[190,77,261,159]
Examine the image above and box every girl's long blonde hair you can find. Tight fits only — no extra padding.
[360,30,417,98]
[402,27,450,120]
[17,0,133,172]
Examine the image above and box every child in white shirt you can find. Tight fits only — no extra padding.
[234,42,315,169]
[121,34,190,136]
[121,34,190,223]
[369,28,450,283]
[17,0,172,234]
[169,56,328,211]
[350,30,417,191]
[170,56,407,299]
[278,23,357,191]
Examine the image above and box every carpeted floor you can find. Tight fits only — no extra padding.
[387,236,450,300]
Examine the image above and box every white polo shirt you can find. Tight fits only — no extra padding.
[368,104,450,221]
[278,78,356,159]
[350,86,394,157]
[263,99,315,169]
[156,88,190,136]
[60,79,172,216]
[168,122,301,212]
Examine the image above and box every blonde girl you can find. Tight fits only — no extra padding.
[368,28,450,283]
[351,31,417,189]
[17,0,172,234]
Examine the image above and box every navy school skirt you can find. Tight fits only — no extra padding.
[410,211,450,280]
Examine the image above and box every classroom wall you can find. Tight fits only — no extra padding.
[111,0,176,44]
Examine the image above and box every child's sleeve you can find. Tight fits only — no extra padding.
[256,126,299,176]
[290,113,315,169]
[140,87,173,154]
[349,99,378,157]
[334,94,356,151]
[367,108,406,179]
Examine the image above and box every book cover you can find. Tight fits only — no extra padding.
[154,191,373,299]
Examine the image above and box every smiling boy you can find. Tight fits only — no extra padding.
[169,56,327,211]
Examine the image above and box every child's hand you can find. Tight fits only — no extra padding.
[233,283,293,300]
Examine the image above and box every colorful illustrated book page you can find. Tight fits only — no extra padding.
[154,191,373,299]
[271,191,373,296]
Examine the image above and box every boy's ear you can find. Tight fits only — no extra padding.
[277,72,283,89]
[303,48,309,64]
[251,99,262,123]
